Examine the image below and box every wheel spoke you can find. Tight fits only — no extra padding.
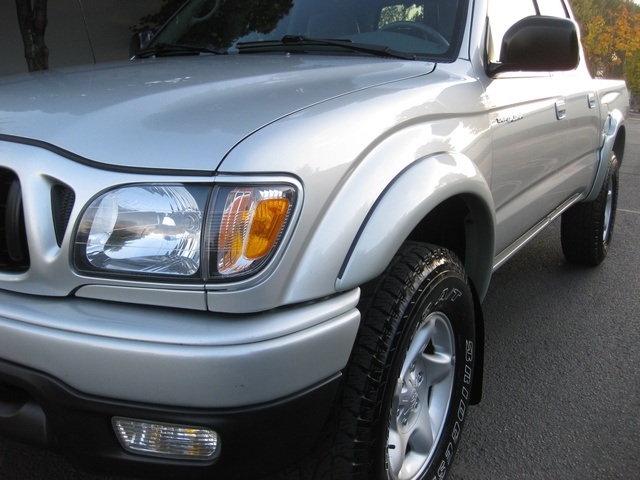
[400,320,435,379]
[408,418,436,455]
[422,351,453,387]
[389,418,437,479]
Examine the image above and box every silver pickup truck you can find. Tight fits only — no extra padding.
[0,0,629,479]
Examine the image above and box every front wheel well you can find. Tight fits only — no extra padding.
[407,196,470,265]
[406,197,487,405]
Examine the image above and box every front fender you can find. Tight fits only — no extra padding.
[336,152,495,300]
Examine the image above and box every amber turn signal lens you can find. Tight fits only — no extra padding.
[246,198,290,259]
[215,186,295,277]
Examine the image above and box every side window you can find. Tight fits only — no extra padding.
[536,0,569,17]
[378,3,425,28]
[487,0,536,64]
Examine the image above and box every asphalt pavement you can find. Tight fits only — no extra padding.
[1,118,639,480]
[449,115,640,480]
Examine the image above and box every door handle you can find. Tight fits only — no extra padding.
[555,100,566,120]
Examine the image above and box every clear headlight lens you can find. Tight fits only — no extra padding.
[75,185,208,277]
[74,183,296,281]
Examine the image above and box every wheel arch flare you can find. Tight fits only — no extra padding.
[336,152,495,301]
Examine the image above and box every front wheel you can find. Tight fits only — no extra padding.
[333,243,476,480]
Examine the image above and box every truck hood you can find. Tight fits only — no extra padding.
[0,55,433,172]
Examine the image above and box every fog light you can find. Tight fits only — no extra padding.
[113,417,219,461]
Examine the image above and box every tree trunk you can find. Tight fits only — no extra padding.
[15,0,49,72]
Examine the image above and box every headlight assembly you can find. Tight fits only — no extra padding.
[74,183,297,281]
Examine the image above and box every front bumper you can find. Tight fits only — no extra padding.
[0,288,360,408]
[0,359,342,479]
[0,288,361,477]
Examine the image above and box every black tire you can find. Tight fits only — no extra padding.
[561,152,619,266]
[332,243,476,480]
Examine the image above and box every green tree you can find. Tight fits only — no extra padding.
[624,49,640,108]
[15,0,49,72]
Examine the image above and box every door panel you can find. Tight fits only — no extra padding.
[484,0,598,256]
[486,74,569,253]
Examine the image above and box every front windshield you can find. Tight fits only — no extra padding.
[146,0,468,60]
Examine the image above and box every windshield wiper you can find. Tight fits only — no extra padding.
[236,35,416,60]
[135,43,226,59]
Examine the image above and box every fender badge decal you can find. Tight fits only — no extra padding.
[494,112,524,125]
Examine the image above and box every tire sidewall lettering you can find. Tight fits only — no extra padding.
[427,278,474,480]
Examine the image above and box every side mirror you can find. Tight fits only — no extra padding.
[129,30,155,57]
[488,16,579,75]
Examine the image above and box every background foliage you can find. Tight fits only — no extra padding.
[570,0,640,107]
